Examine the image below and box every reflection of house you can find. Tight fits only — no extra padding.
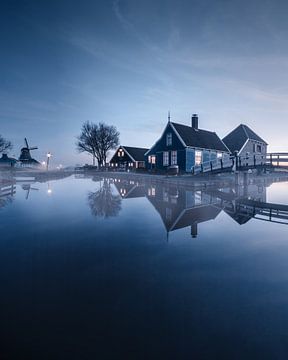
[109,146,149,170]
[222,124,268,158]
[145,114,230,172]
[146,184,221,237]
[0,154,17,167]
[210,183,267,225]
[113,179,146,199]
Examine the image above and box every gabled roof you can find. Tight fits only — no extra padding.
[111,146,149,162]
[171,122,229,152]
[122,146,149,162]
[222,124,268,153]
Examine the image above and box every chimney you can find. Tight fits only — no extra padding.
[191,114,198,129]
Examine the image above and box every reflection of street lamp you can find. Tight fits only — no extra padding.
[47,182,52,195]
[46,152,52,171]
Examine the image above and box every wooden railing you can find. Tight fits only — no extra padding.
[191,152,288,175]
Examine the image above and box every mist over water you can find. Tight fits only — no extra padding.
[0,174,288,358]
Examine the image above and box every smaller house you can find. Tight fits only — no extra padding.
[145,114,230,173]
[0,154,17,167]
[109,146,149,170]
[222,124,268,158]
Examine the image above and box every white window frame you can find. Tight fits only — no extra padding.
[163,151,169,166]
[171,151,177,165]
[166,133,172,146]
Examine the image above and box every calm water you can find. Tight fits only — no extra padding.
[1,173,288,359]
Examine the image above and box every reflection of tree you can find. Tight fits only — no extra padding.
[88,179,122,218]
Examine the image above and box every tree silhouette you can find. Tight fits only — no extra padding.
[0,134,12,154]
[76,121,119,166]
[88,179,122,218]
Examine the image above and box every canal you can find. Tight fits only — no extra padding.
[0,174,288,359]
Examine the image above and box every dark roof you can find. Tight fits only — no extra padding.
[222,124,268,153]
[122,146,149,161]
[0,154,17,164]
[171,205,221,231]
[171,122,229,152]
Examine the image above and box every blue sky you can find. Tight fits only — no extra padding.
[1,0,288,165]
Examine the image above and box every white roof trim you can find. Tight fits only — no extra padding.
[110,145,136,163]
[238,138,249,155]
[169,122,187,147]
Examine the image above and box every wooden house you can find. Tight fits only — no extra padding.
[0,154,17,167]
[109,146,149,171]
[145,114,230,173]
[222,124,268,158]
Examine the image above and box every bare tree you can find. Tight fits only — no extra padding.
[0,134,12,154]
[76,121,119,166]
[88,179,122,218]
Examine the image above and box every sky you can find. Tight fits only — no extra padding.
[1,0,288,166]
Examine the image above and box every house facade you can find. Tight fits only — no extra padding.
[109,146,149,170]
[222,124,268,158]
[145,114,230,173]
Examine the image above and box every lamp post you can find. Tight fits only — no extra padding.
[46,152,51,171]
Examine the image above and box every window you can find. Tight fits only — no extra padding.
[253,144,262,153]
[195,150,202,165]
[171,151,177,165]
[148,187,156,196]
[165,208,172,221]
[217,152,223,159]
[163,151,169,166]
[118,149,124,157]
[148,155,156,164]
[166,133,172,146]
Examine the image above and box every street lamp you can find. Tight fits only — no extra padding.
[46,152,52,171]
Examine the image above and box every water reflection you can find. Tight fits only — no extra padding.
[0,180,15,209]
[108,175,288,236]
[88,178,122,218]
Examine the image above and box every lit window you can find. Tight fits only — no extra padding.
[118,149,124,157]
[163,151,169,166]
[151,156,156,164]
[217,153,223,159]
[171,151,177,165]
[166,133,172,146]
[111,163,114,167]
[195,150,202,165]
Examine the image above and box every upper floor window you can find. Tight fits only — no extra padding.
[163,151,169,166]
[118,149,124,157]
[253,144,262,153]
[166,133,172,146]
[171,151,177,165]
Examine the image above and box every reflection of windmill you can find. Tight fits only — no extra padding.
[19,138,40,166]
[21,184,39,200]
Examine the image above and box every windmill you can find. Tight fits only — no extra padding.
[19,138,40,166]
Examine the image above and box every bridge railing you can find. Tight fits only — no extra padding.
[191,157,233,175]
[237,154,266,168]
[266,153,288,166]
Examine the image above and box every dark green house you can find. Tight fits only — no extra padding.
[145,114,230,173]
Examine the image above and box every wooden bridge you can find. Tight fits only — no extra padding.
[207,188,288,225]
[191,153,288,175]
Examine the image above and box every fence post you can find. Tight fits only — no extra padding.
[254,155,256,167]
